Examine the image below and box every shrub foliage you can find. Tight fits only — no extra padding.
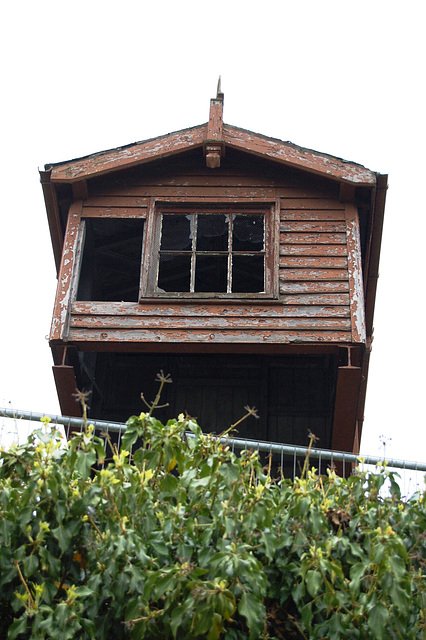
[0,403,425,639]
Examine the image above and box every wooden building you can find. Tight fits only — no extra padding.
[40,88,387,456]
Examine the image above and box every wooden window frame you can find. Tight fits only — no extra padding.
[140,200,280,300]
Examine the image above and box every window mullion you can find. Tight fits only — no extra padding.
[190,214,197,293]
[227,213,232,293]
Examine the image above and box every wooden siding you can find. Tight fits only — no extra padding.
[51,155,362,347]
[279,202,351,343]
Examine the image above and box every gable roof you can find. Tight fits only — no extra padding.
[44,121,377,186]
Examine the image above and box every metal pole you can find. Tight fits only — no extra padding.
[2,407,426,473]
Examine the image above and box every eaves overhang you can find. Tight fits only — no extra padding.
[45,122,377,186]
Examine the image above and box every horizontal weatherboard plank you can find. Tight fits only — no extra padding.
[280,245,347,256]
[72,301,349,317]
[70,315,351,330]
[68,328,352,343]
[279,256,348,269]
[280,232,347,244]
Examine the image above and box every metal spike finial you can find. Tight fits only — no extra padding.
[216,76,224,101]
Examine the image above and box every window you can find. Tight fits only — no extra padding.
[148,206,275,297]
[76,218,144,302]
[74,204,277,303]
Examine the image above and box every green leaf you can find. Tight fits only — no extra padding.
[238,591,265,640]
[301,603,313,632]
[149,571,176,599]
[219,462,240,485]
[122,417,143,451]
[76,450,96,479]
[94,441,106,465]
[388,472,401,499]
[297,497,310,517]
[23,553,39,577]
[8,616,28,640]
[308,508,324,534]
[125,596,143,622]
[207,612,223,640]
[349,561,368,586]
[52,524,73,554]
[388,554,405,581]
[305,569,322,598]
[160,473,179,495]
[260,529,276,562]
[55,500,67,524]
[170,604,184,638]
[75,585,94,598]
[389,581,409,611]
[80,618,96,636]
[368,602,389,639]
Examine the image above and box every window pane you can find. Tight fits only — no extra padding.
[77,218,144,302]
[232,255,264,293]
[196,214,228,251]
[233,214,264,251]
[158,254,191,292]
[195,255,228,292]
[161,214,192,251]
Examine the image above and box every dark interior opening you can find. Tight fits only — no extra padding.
[77,218,144,302]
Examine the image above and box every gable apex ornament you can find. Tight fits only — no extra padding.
[203,77,226,168]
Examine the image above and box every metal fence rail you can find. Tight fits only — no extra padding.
[2,407,426,478]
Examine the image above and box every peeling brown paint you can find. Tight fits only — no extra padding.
[280,221,346,233]
[345,203,366,342]
[50,126,207,182]
[67,328,352,344]
[280,245,347,256]
[70,315,351,330]
[280,232,347,245]
[47,123,376,187]
[50,203,82,341]
[223,125,376,185]
[72,301,349,317]
[279,257,348,269]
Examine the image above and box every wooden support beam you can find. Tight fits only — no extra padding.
[40,170,63,272]
[331,364,362,453]
[52,365,81,417]
[50,201,83,341]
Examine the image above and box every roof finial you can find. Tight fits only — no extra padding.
[216,76,224,102]
[204,79,225,168]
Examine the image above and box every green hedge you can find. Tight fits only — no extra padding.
[0,408,425,639]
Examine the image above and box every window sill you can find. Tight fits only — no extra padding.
[141,291,278,302]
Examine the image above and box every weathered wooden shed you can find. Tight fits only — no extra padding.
[40,88,387,456]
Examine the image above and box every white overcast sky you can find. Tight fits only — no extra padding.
[1,1,425,466]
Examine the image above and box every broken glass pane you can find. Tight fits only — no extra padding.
[233,214,264,251]
[232,255,264,293]
[195,255,228,292]
[158,253,191,292]
[161,215,192,251]
[196,214,228,251]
